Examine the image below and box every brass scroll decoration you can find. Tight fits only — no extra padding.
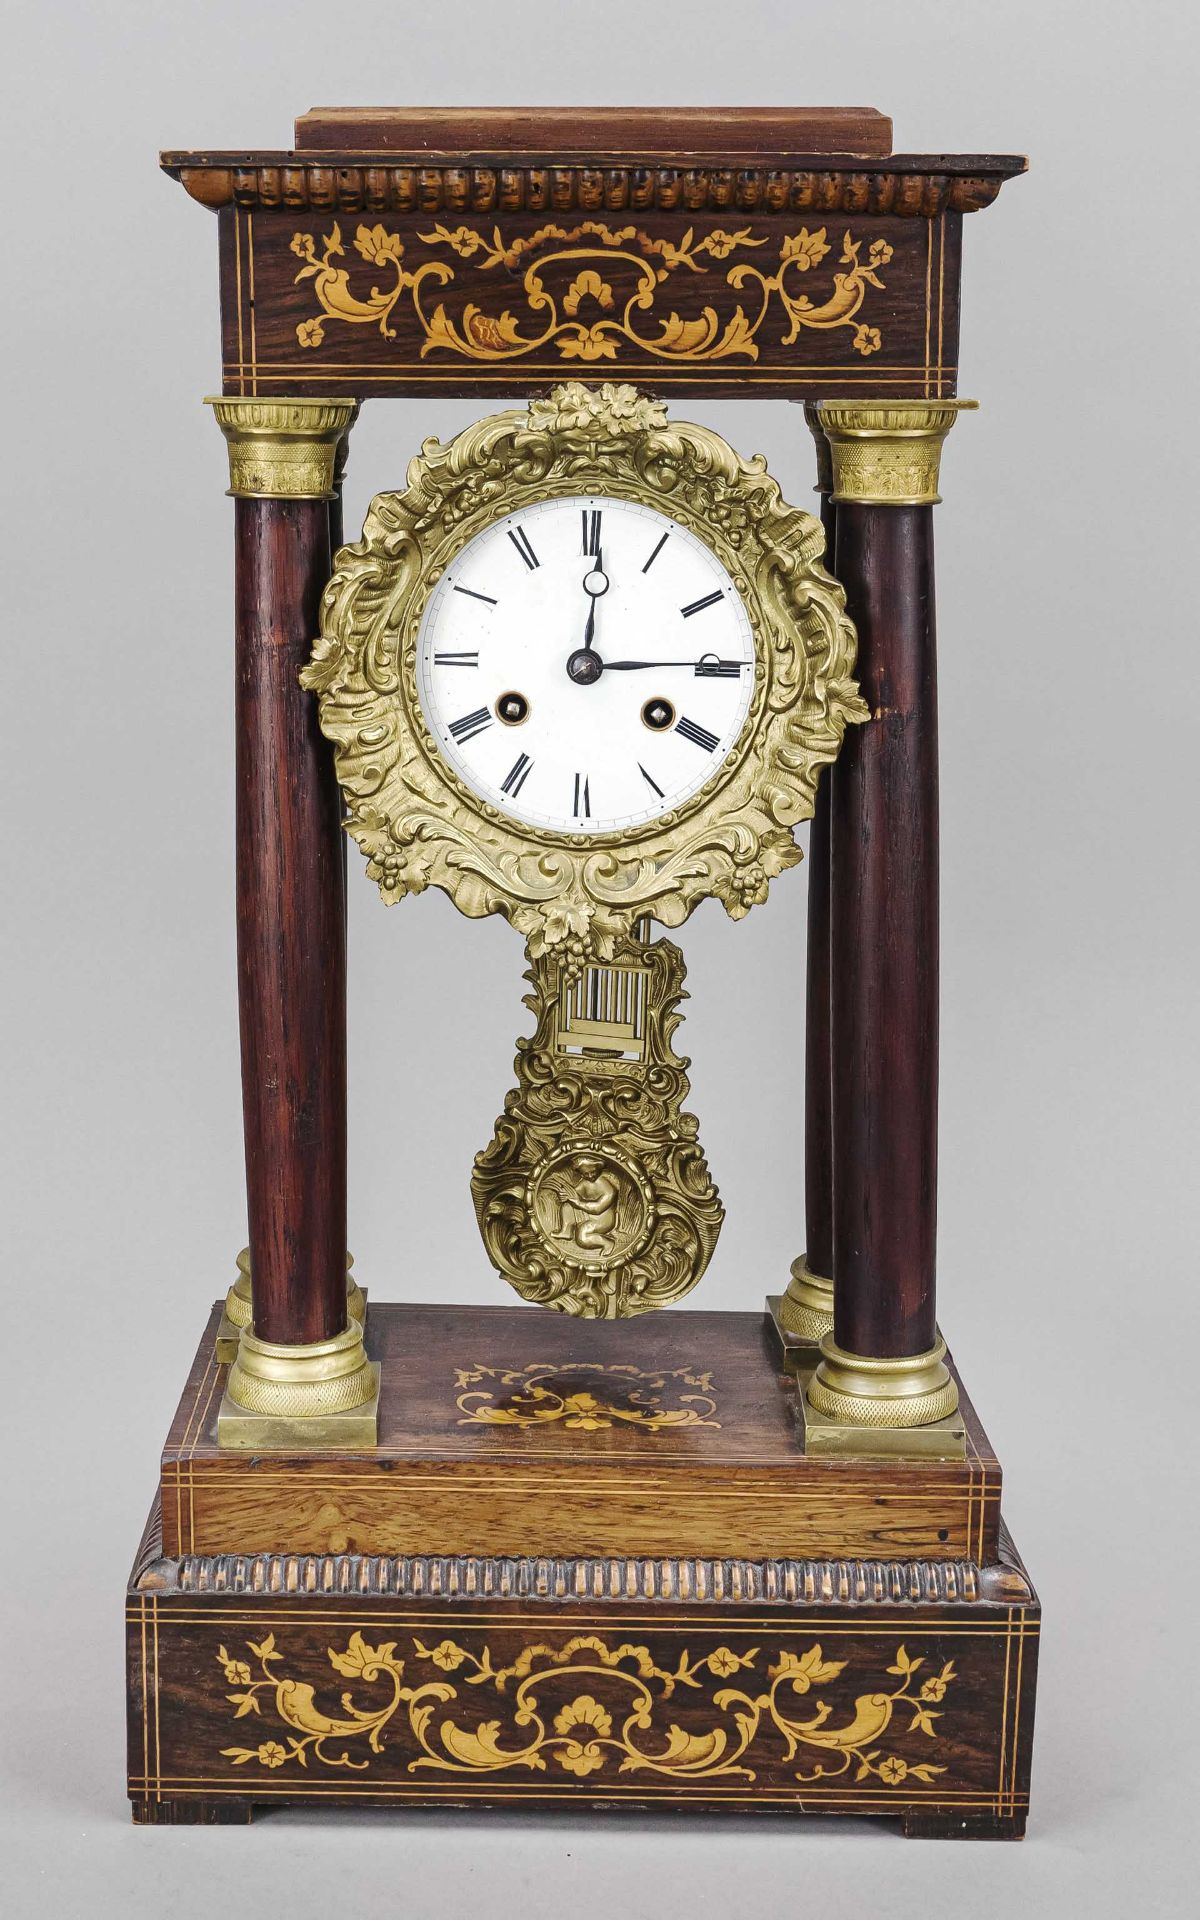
[471,932,723,1317]
[303,382,866,963]
[217,1633,958,1787]
[290,220,894,364]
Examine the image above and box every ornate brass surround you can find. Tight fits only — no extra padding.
[303,381,865,963]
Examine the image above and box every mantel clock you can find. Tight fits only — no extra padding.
[127,106,1039,1841]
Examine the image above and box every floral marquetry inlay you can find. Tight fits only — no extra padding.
[453,1360,720,1430]
[290,219,894,365]
[217,1632,960,1787]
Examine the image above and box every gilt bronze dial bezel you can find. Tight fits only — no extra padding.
[303,381,865,959]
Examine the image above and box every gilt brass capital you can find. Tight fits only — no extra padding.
[817,399,977,506]
[206,396,357,500]
[332,402,361,493]
[801,402,834,496]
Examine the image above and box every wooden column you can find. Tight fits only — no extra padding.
[208,399,377,1448]
[807,401,974,1437]
[214,403,361,1357]
[778,405,836,1345]
[830,499,938,1357]
[234,491,346,1346]
[329,409,358,915]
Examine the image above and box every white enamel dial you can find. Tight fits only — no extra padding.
[415,495,756,835]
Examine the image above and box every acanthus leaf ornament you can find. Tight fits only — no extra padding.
[303,381,866,964]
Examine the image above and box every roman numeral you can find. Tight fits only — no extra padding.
[681,589,724,617]
[642,531,670,573]
[448,707,492,743]
[573,773,591,818]
[452,585,497,605]
[694,657,744,677]
[507,525,539,570]
[433,651,479,666]
[501,752,533,797]
[581,508,603,555]
[638,763,664,798]
[676,715,720,753]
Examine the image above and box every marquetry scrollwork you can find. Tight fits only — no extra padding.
[290,219,893,364]
[303,382,865,963]
[453,1360,720,1430]
[217,1632,959,1787]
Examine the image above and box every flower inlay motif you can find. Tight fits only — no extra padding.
[289,219,893,364]
[453,1360,721,1431]
[217,1633,958,1788]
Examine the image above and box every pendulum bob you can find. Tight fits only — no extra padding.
[472,931,723,1318]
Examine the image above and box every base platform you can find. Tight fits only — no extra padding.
[129,1302,1038,1834]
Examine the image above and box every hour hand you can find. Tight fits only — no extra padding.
[581,548,608,652]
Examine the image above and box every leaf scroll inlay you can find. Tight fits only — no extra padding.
[216,1633,961,1787]
[289,220,893,365]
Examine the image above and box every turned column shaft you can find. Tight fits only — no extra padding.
[804,475,837,1285]
[328,410,357,912]
[235,497,347,1345]
[804,780,834,1277]
[830,504,939,1357]
[778,407,839,1346]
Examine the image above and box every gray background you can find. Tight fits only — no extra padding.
[2,0,1197,1912]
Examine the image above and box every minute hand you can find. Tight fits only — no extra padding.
[603,658,745,673]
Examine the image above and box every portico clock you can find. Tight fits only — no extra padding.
[141,107,1038,1840]
[304,381,866,1315]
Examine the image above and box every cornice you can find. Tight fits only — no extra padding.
[161,150,1026,218]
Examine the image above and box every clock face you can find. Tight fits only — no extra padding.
[414,495,756,834]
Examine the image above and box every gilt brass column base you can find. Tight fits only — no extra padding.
[215,1250,366,1363]
[773,1254,835,1352]
[802,1394,966,1460]
[803,1333,965,1459]
[214,1248,252,1365]
[218,1321,379,1450]
[765,1295,809,1372]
